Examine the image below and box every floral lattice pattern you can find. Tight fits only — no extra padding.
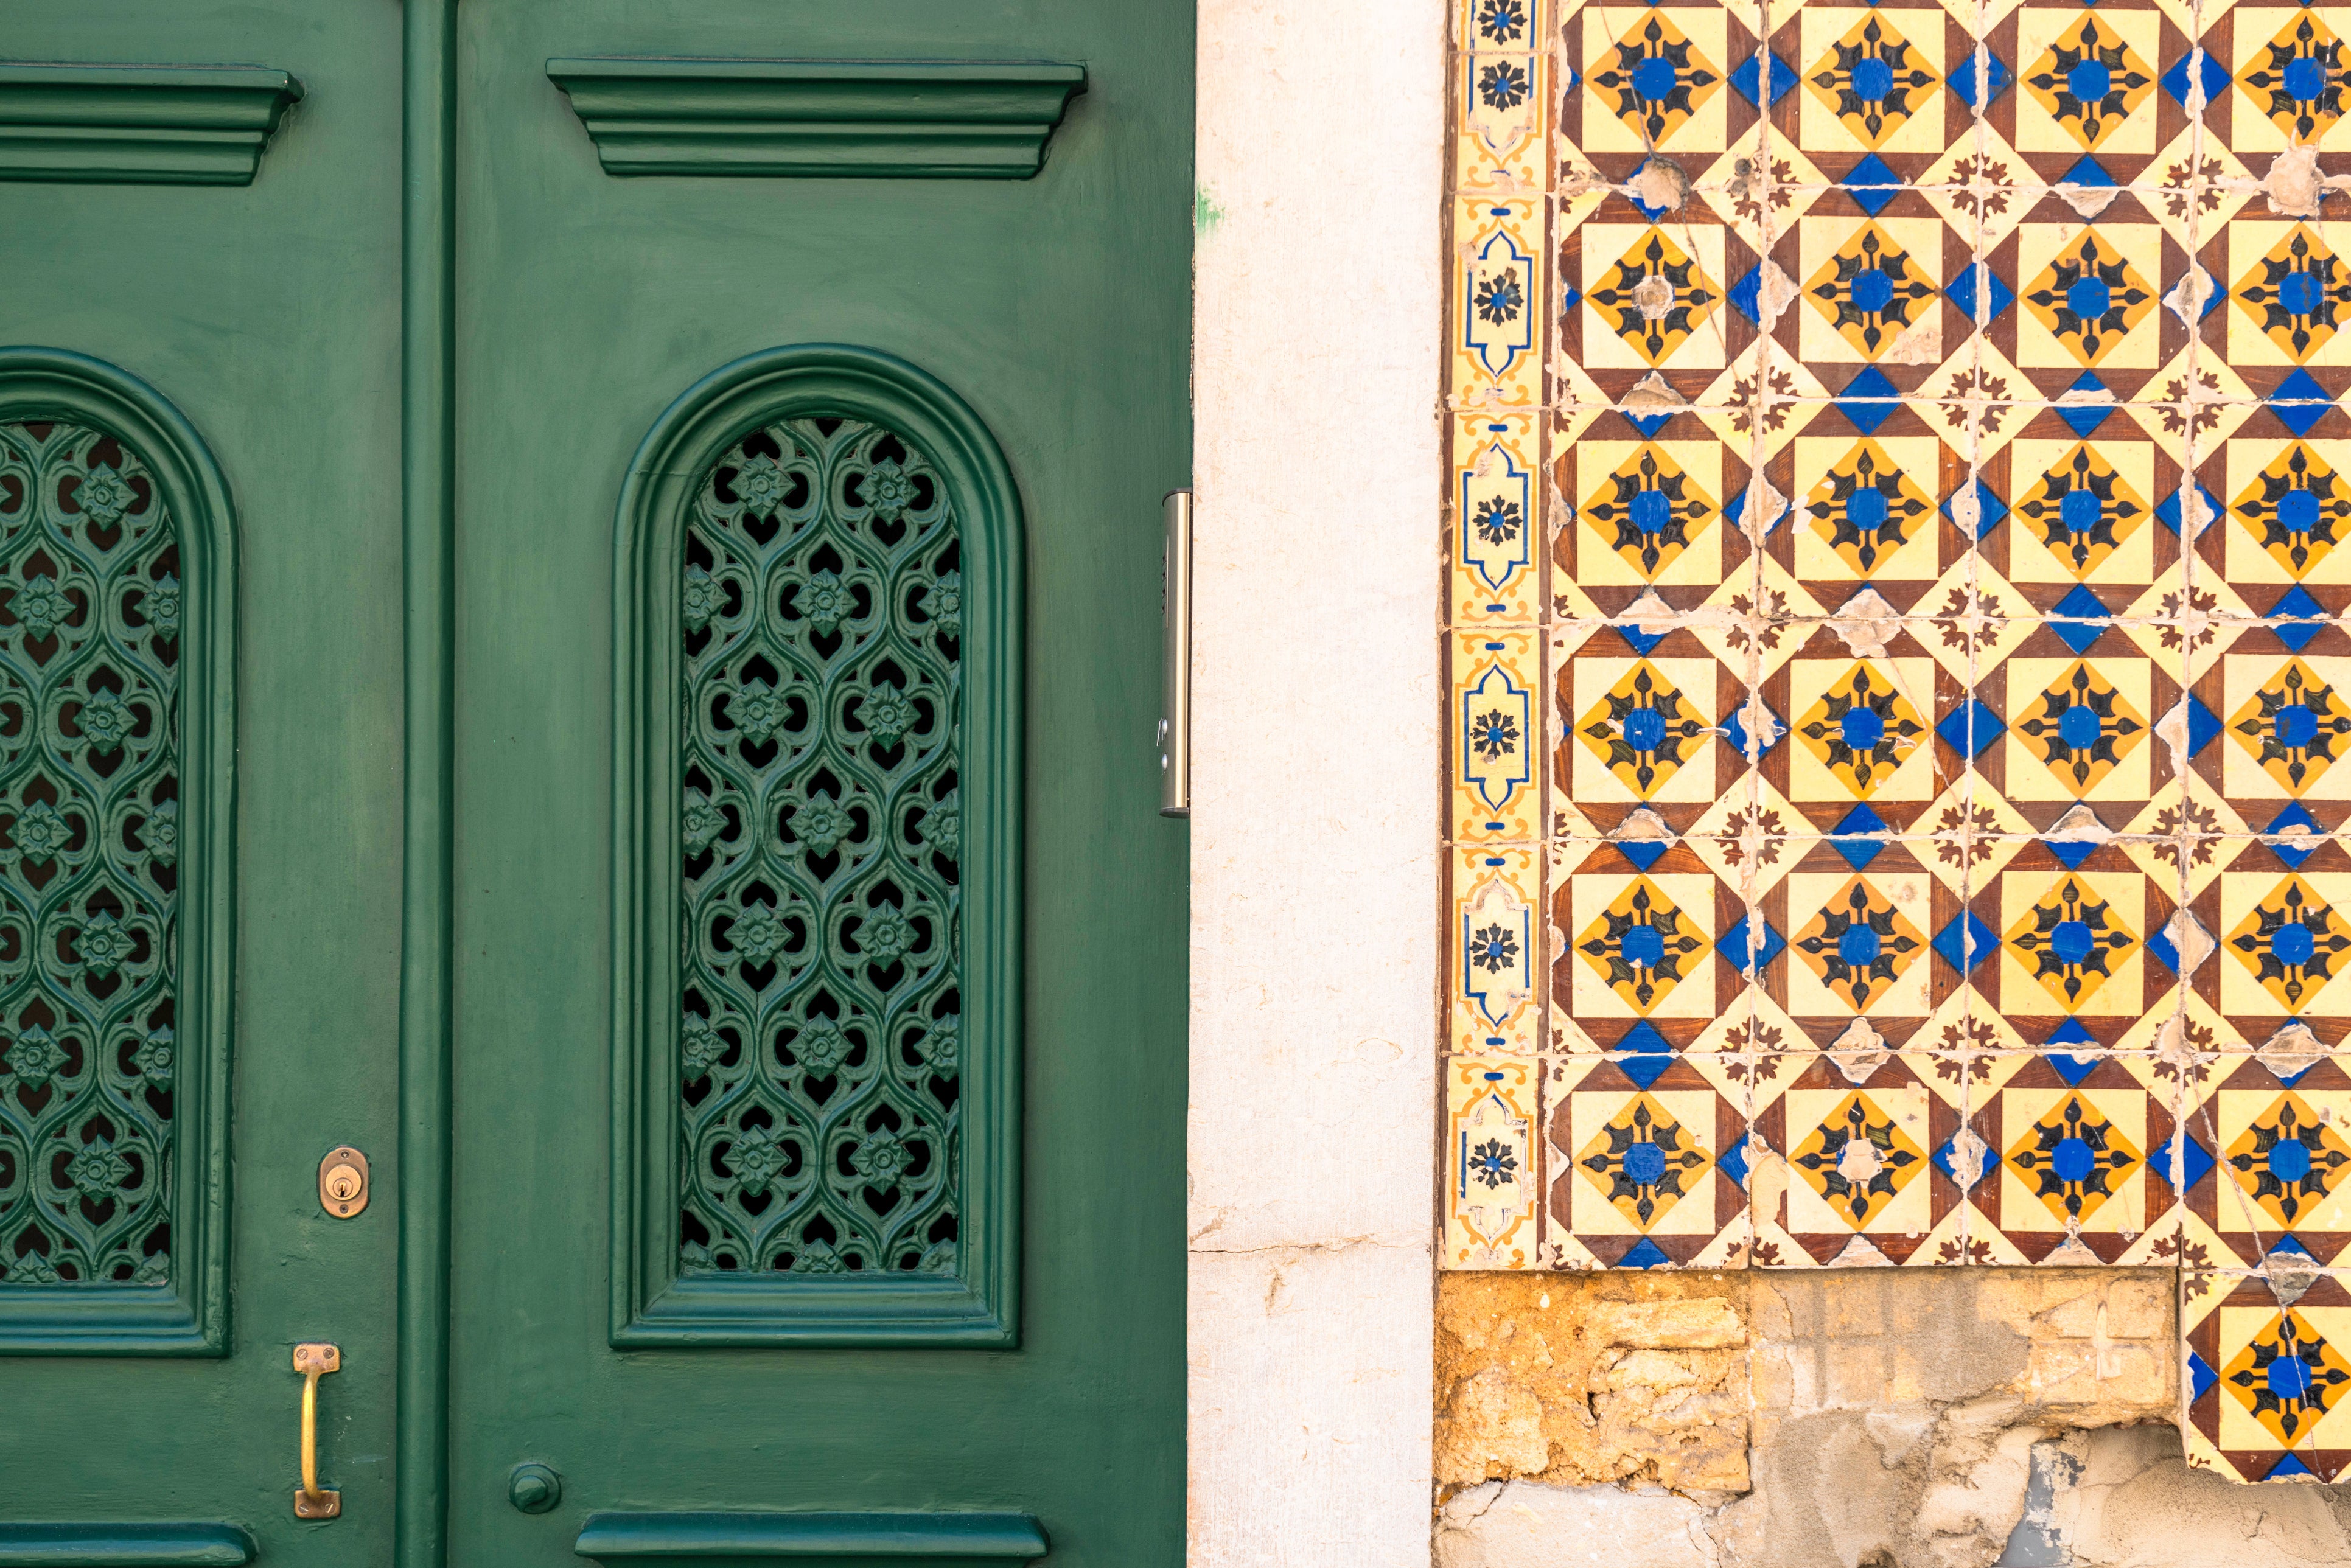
[0,422,180,1289]
[679,418,962,1278]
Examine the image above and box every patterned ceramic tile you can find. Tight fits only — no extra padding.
[1437,0,2351,1350]
[1545,1050,1753,1266]
[1749,1047,1970,1266]
[2182,1268,2351,1483]
[1446,1055,1543,1268]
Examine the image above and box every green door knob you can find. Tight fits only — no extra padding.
[508,1462,562,1514]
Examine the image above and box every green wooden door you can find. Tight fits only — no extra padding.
[0,7,408,1568]
[449,2,1192,1564]
[0,3,1189,1565]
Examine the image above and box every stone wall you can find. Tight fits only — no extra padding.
[1434,1269,2351,1566]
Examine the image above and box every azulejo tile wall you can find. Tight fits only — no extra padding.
[1444,0,2351,1482]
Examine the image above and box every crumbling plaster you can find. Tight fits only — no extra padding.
[1434,1269,2351,1567]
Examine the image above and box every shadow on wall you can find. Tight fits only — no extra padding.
[1434,1269,2351,1567]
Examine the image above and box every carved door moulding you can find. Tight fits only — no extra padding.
[546,59,1085,179]
[610,344,1022,1347]
[0,64,302,186]
[0,349,236,1356]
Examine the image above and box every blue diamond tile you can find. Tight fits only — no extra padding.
[1830,803,1889,871]
[2048,1053,2101,1085]
[1934,1134,1987,1191]
[2156,479,2221,535]
[1840,153,1902,216]
[1723,913,1785,977]
[1951,49,2011,108]
[2145,927,2179,972]
[2154,1128,2215,1194]
[2053,371,2115,437]
[2184,695,2222,758]
[1724,699,1784,763]
[1720,1131,1752,1190]
[2047,833,2101,871]
[2186,1350,2217,1403]
[1730,51,1799,107]
[1729,263,1764,326]
[2268,1452,2318,1481]
[1934,912,1997,974]
[2271,368,2335,437]
[2057,154,2117,189]
[2049,583,2112,653]
[1618,1026,1672,1079]
[1619,405,1675,439]
[1943,478,2007,537]
[1946,262,2016,329]
[2271,584,2328,652]
[2162,47,2229,110]
[1835,368,1901,434]
[1559,281,1582,313]
[1937,697,2003,757]
[1617,837,1670,872]
[1627,158,1681,221]
[1619,1236,1671,1269]
[2046,1018,2097,1051]
[2268,804,2323,869]
[1615,619,1668,656]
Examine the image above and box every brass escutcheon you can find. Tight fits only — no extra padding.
[318,1147,369,1218]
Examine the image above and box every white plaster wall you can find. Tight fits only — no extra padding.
[1189,2,1445,1564]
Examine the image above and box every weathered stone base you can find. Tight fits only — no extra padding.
[1434,1270,2350,1566]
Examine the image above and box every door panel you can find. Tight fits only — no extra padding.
[450,2,1189,1563]
[0,2,1189,1561]
[0,4,406,1562]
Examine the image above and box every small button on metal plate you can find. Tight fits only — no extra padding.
[318,1147,369,1218]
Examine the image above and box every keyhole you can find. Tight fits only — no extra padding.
[318,1148,369,1217]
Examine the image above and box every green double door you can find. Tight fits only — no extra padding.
[0,5,1189,1566]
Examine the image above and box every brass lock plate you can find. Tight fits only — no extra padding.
[318,1148,369,1218]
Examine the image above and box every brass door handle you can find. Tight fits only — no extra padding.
[293,1342,341,1519]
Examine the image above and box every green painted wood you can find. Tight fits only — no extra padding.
[0,350,234,1357]
[455,0,1189,1562]
[573,1512,1046,1566]
[612,346,1020,1347]
[0,5,408,1565]
[0,66,301,186]
[546,61,1083,179]
[0,1523,253,1566]
[396,9,458,1568]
